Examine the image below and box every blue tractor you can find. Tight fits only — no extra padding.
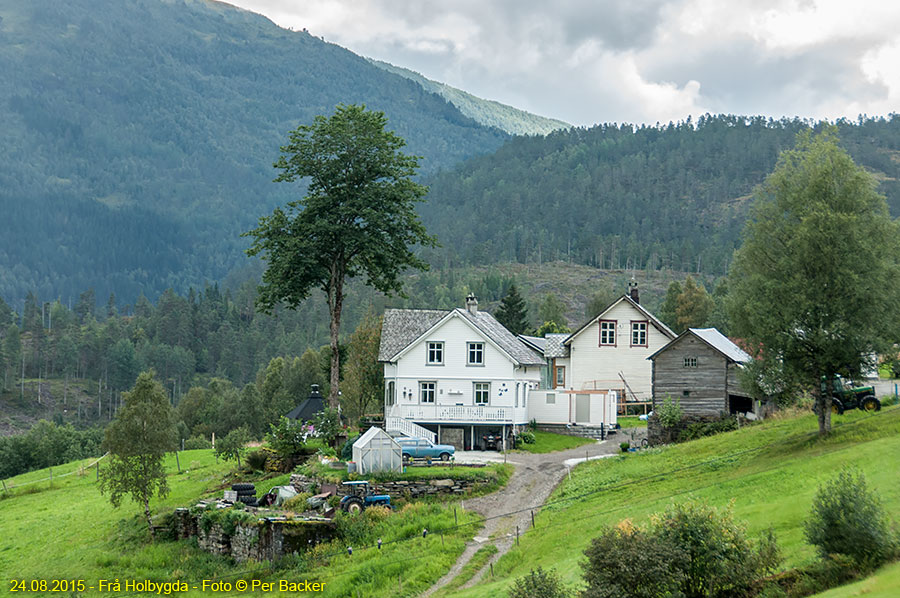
[339,481,392,513]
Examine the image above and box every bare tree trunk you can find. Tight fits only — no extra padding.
[144,497,154,540]
[816,375,833,437]
[327,268,345,409]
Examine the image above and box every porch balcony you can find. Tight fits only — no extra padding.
[385,403,525,425]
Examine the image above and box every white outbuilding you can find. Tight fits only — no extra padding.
[351,427,402,474]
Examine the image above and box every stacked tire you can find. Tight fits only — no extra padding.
[232,483,257,507]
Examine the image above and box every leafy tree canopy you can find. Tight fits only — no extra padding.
[99,371,177,537]
[246,104,437,407]
[728,127,900,435]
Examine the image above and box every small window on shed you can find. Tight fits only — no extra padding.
[683,356,698,368]
[682,390,691,397]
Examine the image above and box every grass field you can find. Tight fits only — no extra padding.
[616,415,648,428]
[810,562,900,597]
[441,407,900,598]
[514,430,595,453]
[0,450,482,597]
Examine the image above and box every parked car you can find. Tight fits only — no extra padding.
[395,437,455,462]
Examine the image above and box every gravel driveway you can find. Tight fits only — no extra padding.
[422,428,645,596]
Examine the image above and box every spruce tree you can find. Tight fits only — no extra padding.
[496,284,529,335]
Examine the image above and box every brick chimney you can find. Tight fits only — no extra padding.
[465,293,478,315]
[628,277,639,304]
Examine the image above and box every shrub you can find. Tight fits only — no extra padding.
[245,450,268,471]
[215,427,251,468]
[340,435,358,461]
[518,431,536,445]
[620,442,630,452]
[528,419,538,432]
[282,493,312,511]
[654,502,780,598]
[508,567,570,598]
[184,435,211,450]
[266,417,311,458]
[582,523,686,598]
[677,416,738,442]
[657,396,684,429]
[879,394,898,407]
[804,470,897,570]
[582,504,780,598]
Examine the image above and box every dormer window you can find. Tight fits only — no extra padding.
[427,342,444,365]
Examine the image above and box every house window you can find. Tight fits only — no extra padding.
[427,342,444,365]
[683,356,698,368]
[555,366,566,387]
[599,320,616,346]
[467,342,484,365]
[474,382,490,405]
[546,392,556,405]
[386,381,395,406]
[631,321,648,347]
[420,381,436,403]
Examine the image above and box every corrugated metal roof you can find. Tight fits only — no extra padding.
[689,328,752,363]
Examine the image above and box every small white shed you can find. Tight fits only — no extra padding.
[352,427,402,475]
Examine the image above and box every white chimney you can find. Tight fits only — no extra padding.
[465,293,478,315]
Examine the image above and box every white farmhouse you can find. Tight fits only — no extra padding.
[379,294,544,451]
[523,282,675,429]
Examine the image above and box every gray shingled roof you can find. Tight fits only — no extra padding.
[690,328,752,363]
[544,333,570,358]
[378,309,446,362]
[459,309,546,365]
[379,307,545,366]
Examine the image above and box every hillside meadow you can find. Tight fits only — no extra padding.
[0,450,482,597]
[441,407,900,598]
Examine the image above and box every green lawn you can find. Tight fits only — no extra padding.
[514,430,595,453]
[1,450,481,597]
[442,407,900,598]
[810,561,900,597]
[616,415,647,428]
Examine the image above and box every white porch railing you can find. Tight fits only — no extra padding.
[387,404,517,424]
[384,417,436,443]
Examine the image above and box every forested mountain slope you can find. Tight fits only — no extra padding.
[0,0,507,307]
[421,115,900,275]
[368,59,572,136]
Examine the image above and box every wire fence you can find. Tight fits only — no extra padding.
[0,452,109,493]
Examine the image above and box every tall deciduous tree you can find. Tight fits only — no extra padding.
[537,293,568,331]
[728,128,900,436]
[659,280,683,333]
[99,371,177,537]
[675,276,714,331]
[245,104,436,408]
[342,308,384,422]
[495,284,529,335]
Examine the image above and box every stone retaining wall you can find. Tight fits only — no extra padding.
[172,508,333,562]
[290,474,484,498]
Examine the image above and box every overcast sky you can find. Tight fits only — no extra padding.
[228,0,900,127]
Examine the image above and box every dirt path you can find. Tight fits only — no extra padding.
[422,429,645,596]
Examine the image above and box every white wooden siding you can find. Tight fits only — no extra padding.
[568,301,671,400]
[385,313,539,425]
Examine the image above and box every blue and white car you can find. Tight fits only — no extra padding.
[395,437,455,462]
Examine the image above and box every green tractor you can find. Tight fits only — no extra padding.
[817,376,881,415]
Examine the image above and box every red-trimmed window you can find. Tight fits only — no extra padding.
[631,321,648,347]
[599,320,616,346]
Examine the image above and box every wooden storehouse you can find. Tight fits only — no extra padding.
[648,328,759,416]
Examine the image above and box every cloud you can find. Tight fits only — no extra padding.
[228,0,900,126]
